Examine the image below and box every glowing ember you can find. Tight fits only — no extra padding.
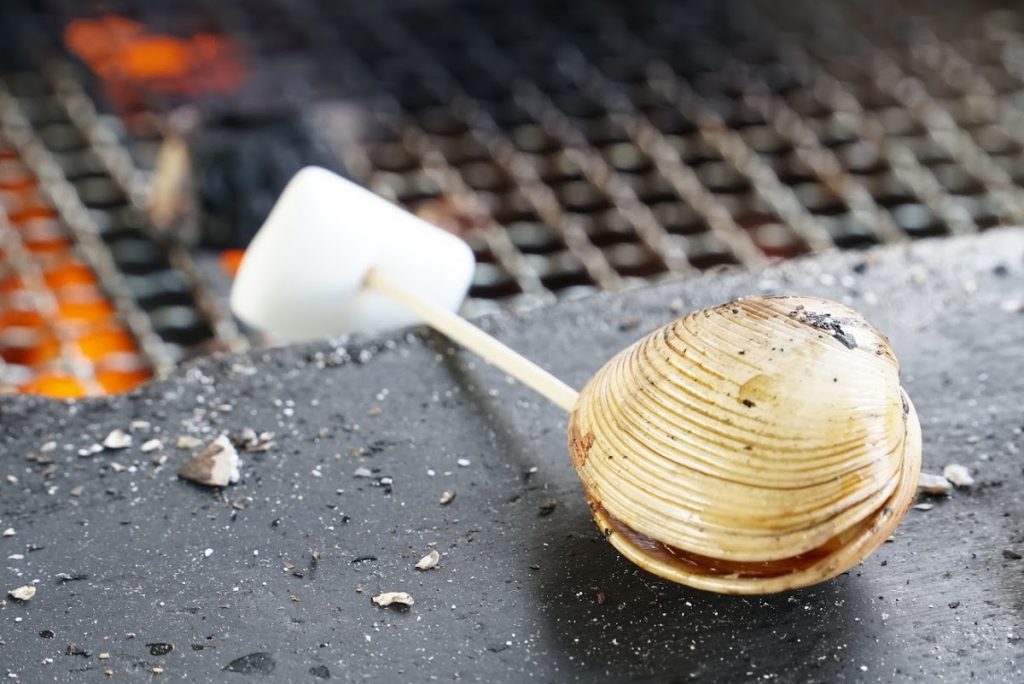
[64,15,244,112]
[218,249,246,278]
[1,152,151,398]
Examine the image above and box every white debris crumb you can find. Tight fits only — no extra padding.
[669,298,684,314]
[415,550,440,571]
[140,439,162,453]
[353,466,374,478]
[439,490,455,505]
[130,420,151,432]
[943,464,974,488]
[5,475,16,485]
[176,436,203,449]
[98,652,110,660]
[177,436,240,487]
[102,429,132,450]
[204,548,214,558]
[917,472,953,496]
[78,444,103,457]
[1,527,14,537]
[40,441,56,453]
[9,585,36,601]
[912,503,934,511]
[456,458,471,467]
[8,554,24,560]
[372,591,414,607]
[1000,299,1023,313]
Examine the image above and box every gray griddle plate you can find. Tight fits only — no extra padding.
[2,229,1023,683]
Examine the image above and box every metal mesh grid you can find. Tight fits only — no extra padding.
[102,0,1017,314]
[1,0,1023,393]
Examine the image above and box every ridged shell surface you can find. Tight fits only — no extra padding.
[567,296,921,594]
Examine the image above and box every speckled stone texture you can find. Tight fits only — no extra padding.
[2,229,1023,683]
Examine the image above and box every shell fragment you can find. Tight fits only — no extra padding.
[415,550,440,571]
[9,585,36,601]
[372,591,414,608]
[102,429,132,450]
[918,472,953,496]
[942,464,974,488]
[177,436,240,487]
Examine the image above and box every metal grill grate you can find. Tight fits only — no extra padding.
[0,64,246,394]
[2,0,1023,393]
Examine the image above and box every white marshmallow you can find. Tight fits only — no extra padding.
[230,167,475,340]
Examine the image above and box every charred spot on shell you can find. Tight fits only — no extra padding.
[786,305,858,349]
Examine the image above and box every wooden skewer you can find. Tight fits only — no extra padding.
[364,268,580,412]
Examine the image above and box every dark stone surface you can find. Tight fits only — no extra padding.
[2,229,1024,683]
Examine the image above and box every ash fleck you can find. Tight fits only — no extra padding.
[309,665,330,679]
[1003,549,1023,561]
[415,550,440,571]
[942,464,974,488]
[102,429,132,450]
[66,643,89,657]
[223,652,276,675]
[178,436,240,488]
[917,472,953,496]
[539,502,558,517]
[351,555,377,564]
[149,643,174,656]
[617,317,641,331]
[372,591,414,608]
[439,490,456,505]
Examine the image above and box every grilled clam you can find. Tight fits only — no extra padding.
[568,296,921,594]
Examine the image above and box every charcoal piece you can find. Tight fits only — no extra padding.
[191,109,349,249]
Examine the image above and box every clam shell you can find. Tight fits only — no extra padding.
[568,296,922,594]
